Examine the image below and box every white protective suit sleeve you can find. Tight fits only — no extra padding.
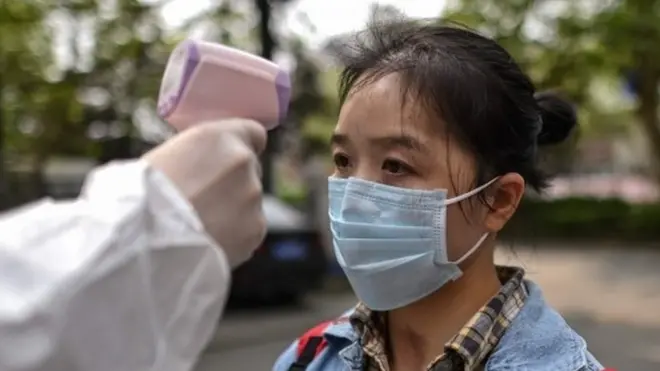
[0,160,231,371]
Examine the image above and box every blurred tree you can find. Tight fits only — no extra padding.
[296,67,340,157]
[180,0,248,48]
[288,38,328,152]
[183,0,295,193]
[0,0,179,205]
[255,0,293,193]
[73,0,173,163]
[443,0,660,179]
[0,0,333,206]
[0,0,55,201]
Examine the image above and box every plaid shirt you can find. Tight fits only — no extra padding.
[350,266,528,371]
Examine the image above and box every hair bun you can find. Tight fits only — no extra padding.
[534,91,577,146]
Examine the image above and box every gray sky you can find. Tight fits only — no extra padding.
[159,0,447,47]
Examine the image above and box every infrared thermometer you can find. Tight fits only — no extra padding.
[157,40,291,131]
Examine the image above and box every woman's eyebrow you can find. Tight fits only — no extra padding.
[330,133,350,147]
[330,133,428,154]
[371,135,428,154]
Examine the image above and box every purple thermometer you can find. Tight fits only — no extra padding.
[157,40,291,131]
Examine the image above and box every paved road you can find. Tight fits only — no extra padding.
[500,246,660,370]
[195,246,660,370]
[194,293,357,370]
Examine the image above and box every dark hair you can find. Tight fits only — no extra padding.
[332,19,577,193]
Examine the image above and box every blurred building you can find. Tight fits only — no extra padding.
[545,132,659,203]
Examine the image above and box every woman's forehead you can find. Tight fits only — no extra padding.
[336,74,441,141]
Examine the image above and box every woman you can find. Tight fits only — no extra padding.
[274,19,604,371]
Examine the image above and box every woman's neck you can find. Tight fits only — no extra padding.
[387,252,501,370]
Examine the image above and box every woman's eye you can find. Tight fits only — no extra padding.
[333,153,350,169]
[382,159,412,175]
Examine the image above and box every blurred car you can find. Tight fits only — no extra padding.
[228,194,328,305]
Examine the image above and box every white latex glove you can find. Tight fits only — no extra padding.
[144,118,268,268]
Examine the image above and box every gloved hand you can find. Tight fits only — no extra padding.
[143,118,268,268]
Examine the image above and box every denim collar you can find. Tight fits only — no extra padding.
[484,280,588,371]
[321,280,588,371]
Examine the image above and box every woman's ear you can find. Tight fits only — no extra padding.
[484,173,525,233]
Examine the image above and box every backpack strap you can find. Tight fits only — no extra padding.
[287,320,333,371]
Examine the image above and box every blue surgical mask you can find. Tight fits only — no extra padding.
[328,176,498,311]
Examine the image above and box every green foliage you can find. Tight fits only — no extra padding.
[289,39,328,127]
[0,0,182,168]
[443,0,660,177]
[0,0,300,166]
[0,0,337,206]
[504,197,660,242]
[297,67,340,154]
[277,179,307,209]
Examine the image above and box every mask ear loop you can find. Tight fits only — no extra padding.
[444,177,500,265]
[444,177,500,206]
[454,233,489,264]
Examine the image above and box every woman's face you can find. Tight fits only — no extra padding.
[331,74,490,261]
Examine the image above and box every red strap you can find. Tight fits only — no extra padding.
[295,320,332,358]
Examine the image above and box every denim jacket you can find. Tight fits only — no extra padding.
[273,280,604,371]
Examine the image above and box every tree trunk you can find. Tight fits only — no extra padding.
[634,52,660,183]
[0,77,6,210]
[256,0,278,194]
